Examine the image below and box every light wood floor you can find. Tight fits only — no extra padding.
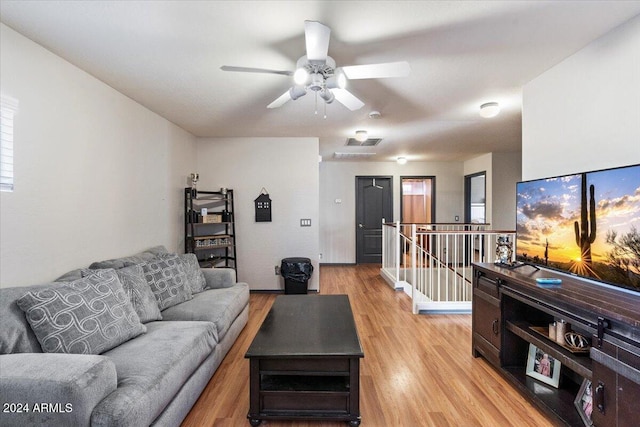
[181,265,555,427]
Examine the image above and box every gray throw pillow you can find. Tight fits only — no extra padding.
[89,253,156,270]
[181,253,207,294]
[16,270,146,354]
[145,245,169,256]
[141,254,192,310]
[159,253,206,294]
[83,265,162,323]
[54,268,84,282]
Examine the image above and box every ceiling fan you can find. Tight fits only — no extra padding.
[221,21,410,111]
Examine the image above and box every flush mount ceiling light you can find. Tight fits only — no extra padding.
[355,130,368,142]
[479,102,500,118]
[397,157,407,165]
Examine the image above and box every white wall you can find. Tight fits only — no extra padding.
[0,24,196,287]
[319,160,463,264]
[196,137,320,291]
[522,15,640,179]
[491,152,521,230]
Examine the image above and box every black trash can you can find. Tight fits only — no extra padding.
[281,257,314,294]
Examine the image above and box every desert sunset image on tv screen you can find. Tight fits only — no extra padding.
[516,164,640,291]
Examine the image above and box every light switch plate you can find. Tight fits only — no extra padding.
[300,219,311,227]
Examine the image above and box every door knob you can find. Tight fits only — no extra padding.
[358,224,364,228]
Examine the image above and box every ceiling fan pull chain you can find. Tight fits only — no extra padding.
[314,91,318,115]
[324,98,327,119]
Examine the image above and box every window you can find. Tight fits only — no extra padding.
[0,96,18,192]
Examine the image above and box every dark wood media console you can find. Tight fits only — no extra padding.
[472,263,640,427]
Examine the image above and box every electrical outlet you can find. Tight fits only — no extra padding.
[274,266,280,275]
[455,215,460,222]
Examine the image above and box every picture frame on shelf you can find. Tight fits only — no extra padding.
[525,344,561,388]
[574,379,594,426]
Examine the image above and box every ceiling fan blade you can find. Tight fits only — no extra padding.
[221,65,293,76]
[304,21,331,62]
[333,89,365,111]
[267,91,293,109]
[342,61,410,79]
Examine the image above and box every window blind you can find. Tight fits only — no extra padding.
[0,96,18,193]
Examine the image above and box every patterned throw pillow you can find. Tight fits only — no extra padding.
[82,266,162,323]
[158,253,206,294]
[16,270,146,354]
[141,254,192,310]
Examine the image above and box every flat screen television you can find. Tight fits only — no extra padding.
[516,163,640,293]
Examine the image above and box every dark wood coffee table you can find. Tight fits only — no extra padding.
[245,294,364,426]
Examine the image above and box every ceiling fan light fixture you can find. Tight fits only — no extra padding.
[479,102,500,118]
[319,89,335,104]
[293,67,309,85]
[397,156,407,165]
[355,130,368,142]
[326,69,347,90]
[289,85,307,101]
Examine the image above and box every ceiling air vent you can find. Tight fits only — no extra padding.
[333,152,377,160]
[346,138,382,146]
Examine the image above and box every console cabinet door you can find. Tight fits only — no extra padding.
[473,290,501,349]
[592,341,640,427]
[472,273,501,367]
[592,358,617,427]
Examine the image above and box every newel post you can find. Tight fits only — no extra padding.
[395,221,401,283]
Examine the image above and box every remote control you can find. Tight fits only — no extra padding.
[536,278,562,285]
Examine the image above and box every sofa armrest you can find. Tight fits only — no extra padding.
[201,268,237,289]
[0,353,117,427]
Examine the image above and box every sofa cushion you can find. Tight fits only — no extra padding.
[84,265,162,323]
[160,283,249,340]
[0,353,117,427]
[16,270,146,354]
[141,254,192,310]
[91,321,217,427]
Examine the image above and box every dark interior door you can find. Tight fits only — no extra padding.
[465,171,487,263]
[356,176,393,264]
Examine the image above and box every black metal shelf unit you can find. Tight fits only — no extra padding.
[184,188,237,272]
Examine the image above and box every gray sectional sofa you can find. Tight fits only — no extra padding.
[0,246,249,427]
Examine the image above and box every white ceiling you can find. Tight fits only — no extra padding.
[2,1,639,162]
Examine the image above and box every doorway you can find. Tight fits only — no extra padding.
[355,176,393,264]
[400,176,435,223]
[464,172,486,224]
[465,171,486,263]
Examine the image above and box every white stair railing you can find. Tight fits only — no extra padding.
[381,222,515,314]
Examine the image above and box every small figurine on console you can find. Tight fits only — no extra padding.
[495,235,513,264]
